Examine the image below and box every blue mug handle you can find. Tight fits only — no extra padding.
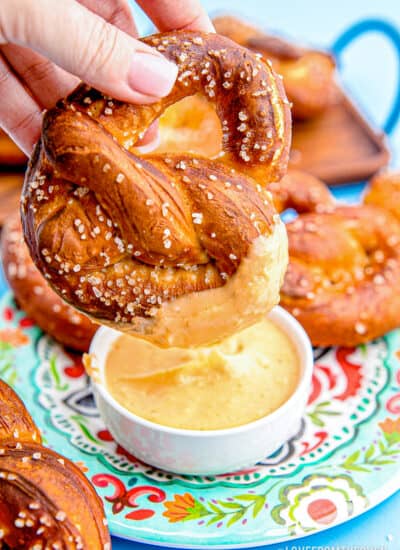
[331,18,400,135]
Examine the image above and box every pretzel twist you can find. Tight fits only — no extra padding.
[22,31,291,346]
[281,204,400,345]
[0,380,110,549]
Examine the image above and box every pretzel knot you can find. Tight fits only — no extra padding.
[22,31,291,347]
[281,205,400,346]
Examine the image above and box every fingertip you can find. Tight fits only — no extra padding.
[128,52,178,99]
[190,14,215,33]
[136,120,160,152]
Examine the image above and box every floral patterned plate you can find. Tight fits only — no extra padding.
[0,292,399,548]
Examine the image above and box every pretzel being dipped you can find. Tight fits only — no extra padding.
[22,31,291,348]
[0,380,110,549]
[1,212,97,352]
[214,15,339,120]
[364,171,400,222]
[281,204,400,346]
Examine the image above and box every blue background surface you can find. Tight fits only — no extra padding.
[1,0,399,547]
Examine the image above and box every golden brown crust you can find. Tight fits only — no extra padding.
[1,212,97,352]
[22,30,291,332]
[0,380,41,446]
[0,380,110,549]
[268,169,335,213]
[364,171,400,222]
[281,205,400,346]
[276,52,339,120]
[213,15,339,119]
[157,100,333,214]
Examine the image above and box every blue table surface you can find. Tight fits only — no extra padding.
[2,0,400,547]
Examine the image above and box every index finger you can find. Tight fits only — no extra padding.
[136,0,214,33]
[78,0,138,37]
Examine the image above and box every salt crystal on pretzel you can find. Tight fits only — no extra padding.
[213,15,339,120]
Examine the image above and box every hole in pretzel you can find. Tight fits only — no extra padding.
[145,94,223,158]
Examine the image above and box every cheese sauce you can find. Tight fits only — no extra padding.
[105,318,299,430]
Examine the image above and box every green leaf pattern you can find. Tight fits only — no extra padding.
[0,341,17,388]
[170,482,281,527]
[307,401,341,427]
[341,436,400,472]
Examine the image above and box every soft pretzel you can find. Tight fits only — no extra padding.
[281,204,400,346]
[0,380,110,549]
[22,31,291,347]
[214,15,339,119]
[1,212,97,352]
[364,171,400,222]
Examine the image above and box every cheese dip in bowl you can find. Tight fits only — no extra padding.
[86,306,313,475]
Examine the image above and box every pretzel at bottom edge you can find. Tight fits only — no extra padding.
[0,380,110,549]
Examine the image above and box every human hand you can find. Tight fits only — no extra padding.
[0,0,213,155]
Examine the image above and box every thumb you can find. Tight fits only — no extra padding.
[1,0,178,103]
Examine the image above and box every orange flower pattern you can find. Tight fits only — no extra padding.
[379,417,400,445]
[0,328,29,347]
[163,493,196,523]
[379,417,400,435]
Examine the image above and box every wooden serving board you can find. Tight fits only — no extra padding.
[0,173,24,227]
[290,92,389,185]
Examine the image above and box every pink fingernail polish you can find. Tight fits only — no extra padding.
[128,53,178,98]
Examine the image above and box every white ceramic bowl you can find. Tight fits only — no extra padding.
[89,306,313,475]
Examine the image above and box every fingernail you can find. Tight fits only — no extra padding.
[128,52,178,98]
[136,133,160,154]
[135,121,160,153]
